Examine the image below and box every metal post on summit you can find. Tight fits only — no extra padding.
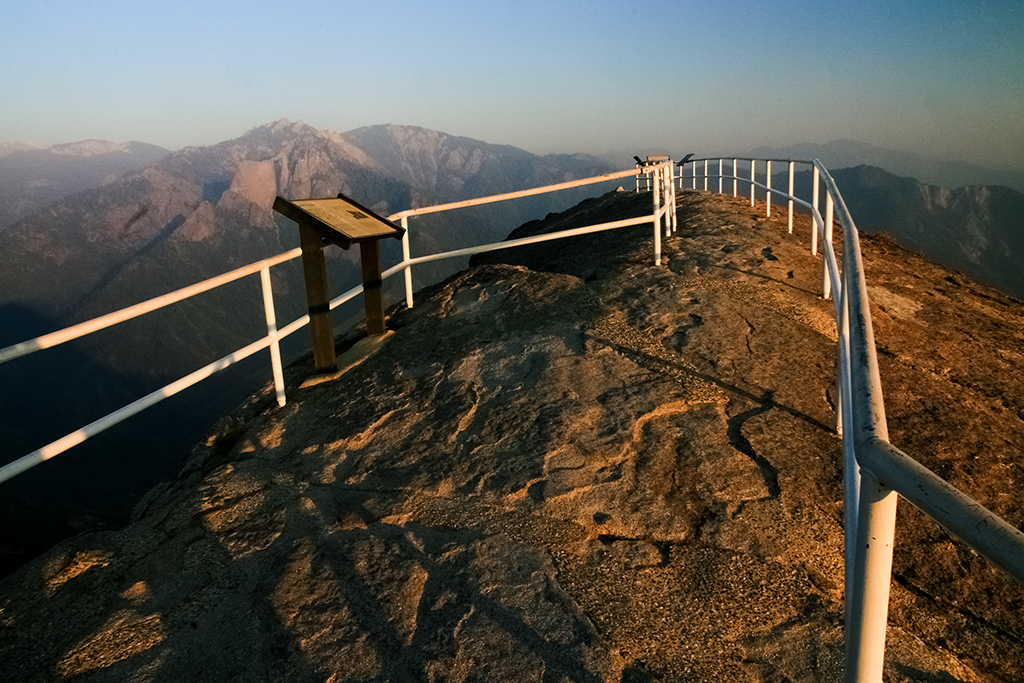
[750,159,756,206]
[273,193,406,375]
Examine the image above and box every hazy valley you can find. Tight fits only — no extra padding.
[0,140,171,231]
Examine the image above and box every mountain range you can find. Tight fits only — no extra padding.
[819,166,1024,301]
[0,120,622,378]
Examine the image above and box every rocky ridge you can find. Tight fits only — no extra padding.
[0,190,1021,682]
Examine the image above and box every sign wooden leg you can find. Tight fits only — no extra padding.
[299,224,337,373]
[360,239,386,336]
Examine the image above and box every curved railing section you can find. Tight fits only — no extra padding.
[684,157,1024,682]
[1,155,1021,682]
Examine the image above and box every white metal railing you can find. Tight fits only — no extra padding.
[387,165,675,306]
[2,154,1021,681]
[684,157,1024,682]
[0,163,671,485]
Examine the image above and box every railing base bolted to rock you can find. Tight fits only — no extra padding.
[1,155,1021,683]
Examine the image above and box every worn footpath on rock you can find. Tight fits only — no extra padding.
[0,189,1021,682]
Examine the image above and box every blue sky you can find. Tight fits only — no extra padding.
[2,0,1022,168]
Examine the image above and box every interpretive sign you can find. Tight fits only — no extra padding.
[272,194,404,249]
[273,194,406,373]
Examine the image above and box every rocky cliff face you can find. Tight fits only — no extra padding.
[1,190,1020,682]
[344,124,612,207]
[786,165,1024,301]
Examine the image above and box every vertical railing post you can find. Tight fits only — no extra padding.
[824,192,834,299]
[839,267,862,662]
[260,264,286,407]
[812,165,820,255]
[401,215,414,309]
[653,163,662,265]
[665,163,677,235]
[732,158,738,196]
[750,159,756,206]
[692,161,696,190]
[670,164,678,234]
[718,158,723,194]
[826,162,898,681]
[766,160,772,217]
[847,467,898,683]
[666,165,673,236]
[703,159,708,192]
[788,161,795,233]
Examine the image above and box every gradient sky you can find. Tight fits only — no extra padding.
[2,0,1022,169]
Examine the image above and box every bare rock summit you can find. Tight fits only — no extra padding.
[1,190,1021,682]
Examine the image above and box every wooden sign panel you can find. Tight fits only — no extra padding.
[273,193,405,249]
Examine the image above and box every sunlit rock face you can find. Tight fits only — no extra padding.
[0,190,1021,681]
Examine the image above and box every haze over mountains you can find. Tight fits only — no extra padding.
[0,140,170,230]
[0,120,620,378]
[760,164,1024,301]
[808,166,1024,301]
[746,138,1024,194]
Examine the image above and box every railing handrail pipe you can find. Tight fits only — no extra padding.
[0,248,303,366]
[388,167,643,220]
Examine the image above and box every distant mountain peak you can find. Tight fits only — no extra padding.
[347,123,451,148]
[0,142,42,158]
[244,119,320,139]
[48,140,131,156]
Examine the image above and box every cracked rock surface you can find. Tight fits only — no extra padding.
[1,190,1022,681]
